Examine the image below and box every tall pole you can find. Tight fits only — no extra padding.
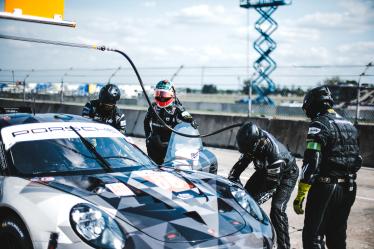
[22,69,33,103]
[60,67,73,103]
[246,8,252,117]
[355,62,372,124]
[170,65,184,82]
[200,66,205,91]
[108,66,121,84]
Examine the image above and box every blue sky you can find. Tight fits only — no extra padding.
[0,0,373,89]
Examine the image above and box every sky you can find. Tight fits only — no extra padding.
[0,0,373,89]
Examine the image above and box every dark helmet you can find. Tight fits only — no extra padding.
[99,84,121,104]
[302,86,334,118]
[154,80,175,108]
[236,122,263,155]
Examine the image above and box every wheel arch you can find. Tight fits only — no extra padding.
[0,205,33,241]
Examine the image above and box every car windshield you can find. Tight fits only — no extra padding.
[164,122,203,167]
[1,122,155,176]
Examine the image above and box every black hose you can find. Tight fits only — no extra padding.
[111,49,243,138]
[0,34,244,138]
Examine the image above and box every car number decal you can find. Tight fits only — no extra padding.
[105,182,135,197]
[134,170,191,192]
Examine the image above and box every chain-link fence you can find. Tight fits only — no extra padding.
[0,66,373,123]
[1,90,373,123]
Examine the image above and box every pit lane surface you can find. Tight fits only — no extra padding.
[130,137,374,249]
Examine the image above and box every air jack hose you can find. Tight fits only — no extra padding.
[0,34,244,138]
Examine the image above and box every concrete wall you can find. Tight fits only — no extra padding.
[0,98,373,167]
[2,92,374,121]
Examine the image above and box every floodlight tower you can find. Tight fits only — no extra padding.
[240,0,292,105]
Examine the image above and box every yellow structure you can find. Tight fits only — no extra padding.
[88,84,97,95]
[5,0,64,19]
[1,0,75,27]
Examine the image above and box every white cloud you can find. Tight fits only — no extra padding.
[338,41,374,53]
[336,41,374,64]
[138,46,168,57]
[169,4,237,26]
[276,44,330,64]
[142,1,156,8]
[289,0,374,33]
[276,26,320,43]
[294,12,346,28]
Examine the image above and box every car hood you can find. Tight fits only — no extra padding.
[28,169,246,242]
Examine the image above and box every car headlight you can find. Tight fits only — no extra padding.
[230,186,265,223]
[70,203,125,249]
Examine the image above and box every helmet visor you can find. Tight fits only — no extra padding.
[155,90,174,107]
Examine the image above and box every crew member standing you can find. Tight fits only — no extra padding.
[144,80,197,164]
[293,86,362,249]
[82,83,126,134]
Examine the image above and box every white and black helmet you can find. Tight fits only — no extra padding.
[99,84,121,104]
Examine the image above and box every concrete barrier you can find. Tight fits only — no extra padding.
[356,124,374,166]
[0,98,373,167]
[121,109,140,135]
[131,111,147,137]
[267,119,309,157]
[3,93,374,121]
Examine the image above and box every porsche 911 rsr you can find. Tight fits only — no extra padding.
[0,111,274,249]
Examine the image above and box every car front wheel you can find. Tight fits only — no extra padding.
[0,216,33,249]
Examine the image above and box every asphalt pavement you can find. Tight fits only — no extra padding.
[130,137,374,249]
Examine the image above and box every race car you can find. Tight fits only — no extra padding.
[0,108,274,249]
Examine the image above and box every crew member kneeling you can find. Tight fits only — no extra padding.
[228,122,298,249]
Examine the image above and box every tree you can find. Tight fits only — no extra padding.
[201,84,218,94]
[323,76,341,86]
[242,79,252,95]
[323,76,358,86]
[295,87,305,96]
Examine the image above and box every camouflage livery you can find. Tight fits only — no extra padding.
[0,113,274,249]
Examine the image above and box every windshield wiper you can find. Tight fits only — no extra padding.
[103,156,140,164]
[70,126,112,172]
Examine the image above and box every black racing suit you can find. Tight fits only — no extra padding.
[82,100,126,134]
[301,110,362,249]
[228,131,299,249]
[144,103,196,164]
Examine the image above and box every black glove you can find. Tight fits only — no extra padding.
[191,120,199,129]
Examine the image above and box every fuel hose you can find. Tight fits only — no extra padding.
[0,34,244,138]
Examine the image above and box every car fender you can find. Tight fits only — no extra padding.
[1,177,89,245]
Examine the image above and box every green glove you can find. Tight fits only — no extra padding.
[293,182,311,215]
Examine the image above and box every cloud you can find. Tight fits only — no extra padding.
[275,44,330,64]
[289,0,374,33]
[142,1,156,8]
[169,4,237,26]
[338,41,374,53]
[275,26,321,43]
[336,41,374,64]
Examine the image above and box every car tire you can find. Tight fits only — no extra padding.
[0,216,33,249]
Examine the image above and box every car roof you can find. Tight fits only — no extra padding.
[0,113,94,129]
